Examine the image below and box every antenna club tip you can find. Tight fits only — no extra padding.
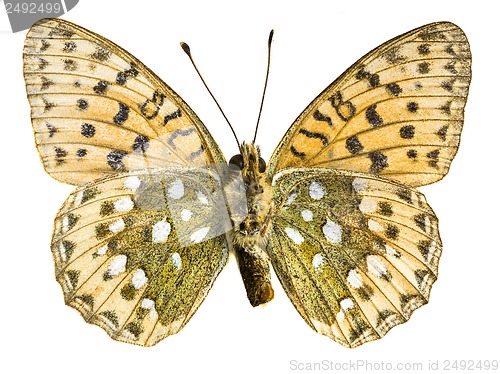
[180,42,191,55]
[268,29,274,44]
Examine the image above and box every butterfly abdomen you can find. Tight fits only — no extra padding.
[233,241,274,307]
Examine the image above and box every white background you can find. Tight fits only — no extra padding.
[1,0,499,373]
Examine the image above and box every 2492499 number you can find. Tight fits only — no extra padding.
[444,360,498,371]
[5,2,61,14]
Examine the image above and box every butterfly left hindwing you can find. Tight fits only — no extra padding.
[268,169,441,348]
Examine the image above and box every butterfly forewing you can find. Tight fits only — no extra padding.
[23,18,225,186]
[267,22,471,187]
[51,168,229,346]
[268,169,441,347]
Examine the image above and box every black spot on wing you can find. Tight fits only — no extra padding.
[386,83,402,97]
[400,125,415,139]
[345,136,364,154]
[90,46,111,61]
[63,41,77,53]
[436,125,449,141]
[163,109,182,126]
[189,145,205,160]
[77,99,88,111]
[290,146,306,159]
[417,44,430,55]
[298,128,329,146]
[407,102,419,113]
[93,80,111,95]
[81,123,96,138]
[167,127,195,148]
[407,149,417,159]
[133,135,150,153]
[417,62,430,74]
[312,110,333,127]
[107,150,128,172]
[366,105,383,126]
[40,76,54,90]
[46,123,57,137]
[40,40,50,52]
[63,59,77,71]
[113,103,129,125]
[76,149,87,158]
[368,152,388,173]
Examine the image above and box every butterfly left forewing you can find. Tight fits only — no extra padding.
[52,168,229,346]
[267,22,471,187]
[24,18,225,186]
[268,169,441,347]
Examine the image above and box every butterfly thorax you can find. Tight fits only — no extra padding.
[225,143,274,307]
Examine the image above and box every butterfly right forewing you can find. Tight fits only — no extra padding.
[23,18,225,186]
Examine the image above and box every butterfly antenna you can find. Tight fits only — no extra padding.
[252,29,274,144]
[180,42,241,150]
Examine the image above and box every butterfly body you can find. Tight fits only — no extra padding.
[23,19,470,347]
[227,142,275,306]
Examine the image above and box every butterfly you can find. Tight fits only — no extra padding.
[23,18,470,347]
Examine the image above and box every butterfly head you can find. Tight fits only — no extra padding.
[228,142,267,190]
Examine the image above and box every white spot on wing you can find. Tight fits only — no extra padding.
[109,218,125,233]
[168,178,184,199]
[359,197,377,213]
[62,216,69,233]
[114,197,134,212]
[312,253,324,271]
[152,221,171,243]
[171,252,182,271]
[340,298,354,310]
[368,219,383,232]
[181,209,192,221]
[124,176,141,191]
[367,255,388,277]
[323,219,342,243]
[197,191,208,204]
[190,227,210,243]
[108,255,127,276]
[285,227,304,245]
[285,192,297,205]
[309,181,325,200]
[96,244,108,256]
[141,298,157,320]
[347,269,363,289]
[352,178,368,192]
[141,298,154,309]
[132,269,148,289]
[385,244,398,257]
[59,242,67,261]
[74,191,83,206]
[301,209,313,221]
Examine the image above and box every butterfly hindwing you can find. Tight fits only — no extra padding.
[268,169,441,347]
[267,22,471,187]
[52,168,229,346]
[23,18,225,186]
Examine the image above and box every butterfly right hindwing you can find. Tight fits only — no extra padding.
[52,168,229,346]
[268,168,441,347]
